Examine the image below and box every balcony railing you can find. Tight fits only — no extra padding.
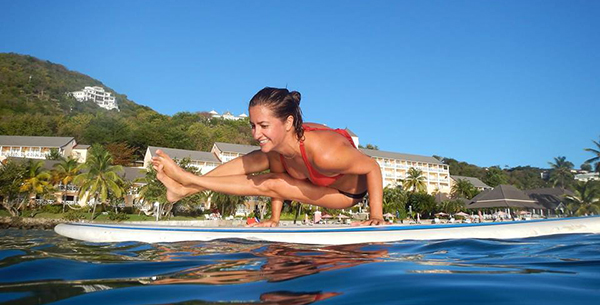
[1,151,50,159]
[58,184,79,192]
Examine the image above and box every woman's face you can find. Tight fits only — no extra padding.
[249,105,290,153]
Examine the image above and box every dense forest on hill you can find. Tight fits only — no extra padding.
[0,53,255,159]
[437,156,551,190]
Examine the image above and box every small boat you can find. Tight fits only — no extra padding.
[54,216,600,245]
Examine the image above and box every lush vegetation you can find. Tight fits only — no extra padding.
[0,53,255,162]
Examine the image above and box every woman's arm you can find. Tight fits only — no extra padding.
[312,138,384,222]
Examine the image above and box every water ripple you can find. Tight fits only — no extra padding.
[0,230,599,305]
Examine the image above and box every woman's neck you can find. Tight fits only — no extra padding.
[278,132,302,159]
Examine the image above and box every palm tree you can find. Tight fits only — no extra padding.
[74,145,124,220]
[451,179,476,199]
[403,168,427,193]
[52,157,81,212]
[382,185,407,216]
[548,156,574,190]
[19,159,52,210]
[208,191,246,217]
[584,137,600,172]
[564,181,600,216]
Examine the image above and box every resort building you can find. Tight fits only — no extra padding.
[71,86,119,111]
[525,188,572,216]
[211,142,260,163]
[345,128,359,147]
[574,171,599,182]
[450,175,492,192]
[143,146,221,175]
[71,144,90,163]
[360,148,451,194]
[208,110,248,121]
[0,136,77,162]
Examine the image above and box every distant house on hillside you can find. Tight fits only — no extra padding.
[0,135,78,162]
[71,86,119,111]
[574,172,599,182]
[208,110,248,121]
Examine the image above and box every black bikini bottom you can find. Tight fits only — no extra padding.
[338,189,368,200]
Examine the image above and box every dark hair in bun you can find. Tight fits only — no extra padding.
[249,87,304,139]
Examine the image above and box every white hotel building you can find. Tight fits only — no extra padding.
[360,148,451,194]
[71,86,119,111]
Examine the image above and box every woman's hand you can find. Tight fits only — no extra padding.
[351,218,388,226]
[247,219,280,227]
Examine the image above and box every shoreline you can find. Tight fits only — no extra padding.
[0,216,541,230]
[0,216,69,230]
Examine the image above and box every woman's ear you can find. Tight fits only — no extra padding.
[285,115,294,131]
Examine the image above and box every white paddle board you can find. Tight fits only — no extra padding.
[54,216,600,245]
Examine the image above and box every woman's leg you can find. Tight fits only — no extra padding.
[156,165,360,209]
[152,149,270,192]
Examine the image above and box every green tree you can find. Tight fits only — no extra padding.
[208,191,246,217]
[105,142,137,166]
[46,148,63,161]
[548,156,574,190]
[74,144,124,220]
[359,144,379,150]
[382,185,407,217]
[584,137,600,172]
[52,157,82,212]
[439,200,465,214]
[0,160,26,216]
[451,179,476,199]
[407,192,437,218]
[564,181,600,216]
[581,162,592,172]
[484,166,508,187]
[403,168,427,193]
[19,159,53,209]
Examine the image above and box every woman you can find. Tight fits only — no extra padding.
[153,87,385,226]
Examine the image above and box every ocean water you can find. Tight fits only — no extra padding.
[0,229,599,305]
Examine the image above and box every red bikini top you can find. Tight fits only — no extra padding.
[279,125,357,187]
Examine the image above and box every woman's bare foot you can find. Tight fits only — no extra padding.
[247,219,280,227]
[156,165,194,203]
[152,150,193,186]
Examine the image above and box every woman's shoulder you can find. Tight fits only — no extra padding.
[303,122,329,129]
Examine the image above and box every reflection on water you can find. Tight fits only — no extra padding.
[0,229,599,305]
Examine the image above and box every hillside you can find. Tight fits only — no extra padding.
[0,53,256,159]
[0,53,152,117]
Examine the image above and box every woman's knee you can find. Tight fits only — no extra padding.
[256,173,289,195]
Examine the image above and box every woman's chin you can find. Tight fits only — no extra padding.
[261,142,280,154]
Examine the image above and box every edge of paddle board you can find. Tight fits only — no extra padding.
[55,215,600,245]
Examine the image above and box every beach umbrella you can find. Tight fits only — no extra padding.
[383,213,395,218]
[467,185,544,209]
[322,214,333,219]
[435,212,449,217]
[338,214,350,219]
[455,212,470,217]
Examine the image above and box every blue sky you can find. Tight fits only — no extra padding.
[1,0,598,169]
